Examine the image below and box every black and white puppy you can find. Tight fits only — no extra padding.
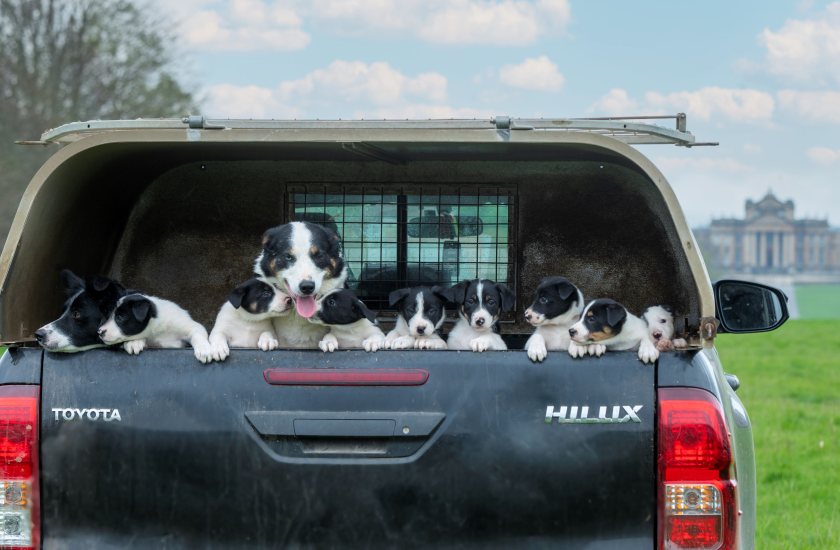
[208,277,294,360]
[255,221,347,348]
[307,289,385,352]
[34,270,128,352]
[567,299,659,364]
[384,286,448,350]
[98,294,215,363]
[443,279,515,352]
[523,276,585,362]
[642,305,688,351]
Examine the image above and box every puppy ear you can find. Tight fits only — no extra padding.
[131,298,153,322]
[388,287,411,307]
[554,280,576,301]
[354,299,378,324]
[498,283,516,312]
[606,303,627,328]
[227,282,249,309]
[440,280,469,305]
[431,285,450,302]
[60,269,85,296]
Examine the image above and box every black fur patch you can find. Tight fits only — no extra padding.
[37,270,127,349]
[528,276,581,319]
[389,286,448,327]
[583,298,628,336]
[317,289,377,325]
[228,278,276,314]
[260,221,345,279]
[442,279,515,320]
[113,294,157,337]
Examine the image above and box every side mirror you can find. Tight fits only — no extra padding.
[713,279,789,334]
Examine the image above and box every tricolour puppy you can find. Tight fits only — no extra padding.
[642,305,688,351]
[384,286,448,350]
[523,276,584,362]
[208,277,294,360]
[567,299,659,364]
[34,270,127,352]
[443,279,515,352]
[255,221,347,348]
[98,294,215,363]
[307,289,385,352]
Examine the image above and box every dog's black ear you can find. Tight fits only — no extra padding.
[90,276,112,292]
[440,280,470,305]
[354,299,378,324]
[606,302,627,328]
[130,298,154,322]
[227,282,249,309]
[60,269,85,296]
[498,283,516,312]
[388,288,411,307]
[431,285,449,302]
[554,280,576,301]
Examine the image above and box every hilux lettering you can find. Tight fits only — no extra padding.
[51,407,122,422]
[545,405,643,424]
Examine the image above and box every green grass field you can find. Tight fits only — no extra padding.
[795,284,840,319]
[717,320,840,549]
[1,322,837,547]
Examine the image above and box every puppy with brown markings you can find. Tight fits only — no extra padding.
[442,279,515,352]
[523,276,585,362]
[568,298,659,364]
[642,305,688,351]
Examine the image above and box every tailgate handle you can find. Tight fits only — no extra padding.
[245,411,445,438]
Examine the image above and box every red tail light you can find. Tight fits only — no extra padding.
[264,368,429,386]
[0,385,40,549]
[658,388,736,550]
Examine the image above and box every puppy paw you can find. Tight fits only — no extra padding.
[258,332,279,351]
[588,344,606,357]
[527,339,548,363]
[568,341,587,359]
[470,336,490,353]
[193,344,215,364]
[123,339,146,355]
[672,338,688,349]
[656,339,675,352]
[319,334,338,352]
[363,335,385,352]
[209,341,230,362]
[638,341,659,364]
[416,337,447,350]
[390,335,415,350]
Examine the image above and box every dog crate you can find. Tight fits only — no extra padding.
[0,116,713,346]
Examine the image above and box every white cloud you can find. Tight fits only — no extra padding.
[203,60,483,119]
[589,88,639,115]
[590,87,774,123]
[743,143,762,154]
[164,0,310,51]
[499,56,565,92]
[308,0,571,45]
[806,146,840,165]
[760,2,840,85]
[777,90,840,123]
[654,156,754,175]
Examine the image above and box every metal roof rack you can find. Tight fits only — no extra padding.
[35,113,716,147]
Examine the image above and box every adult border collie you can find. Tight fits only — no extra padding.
[255,221,348,348]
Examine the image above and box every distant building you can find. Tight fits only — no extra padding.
[695,192,840,277]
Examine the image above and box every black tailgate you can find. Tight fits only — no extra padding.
[40,349,656,548]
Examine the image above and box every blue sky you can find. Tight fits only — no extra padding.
[157,0,840,227]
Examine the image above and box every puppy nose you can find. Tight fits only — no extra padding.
[34,329,47,342]
[652,331,662,340]
[416,326,426,335]
[299,280,316,295]
[475,318,485,327]
[568,328,577,337]
[97,328,106,338]
[524,310,532,321]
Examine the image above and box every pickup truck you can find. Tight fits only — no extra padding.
[0,115,788,549]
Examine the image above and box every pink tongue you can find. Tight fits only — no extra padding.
[295,295,317,318]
